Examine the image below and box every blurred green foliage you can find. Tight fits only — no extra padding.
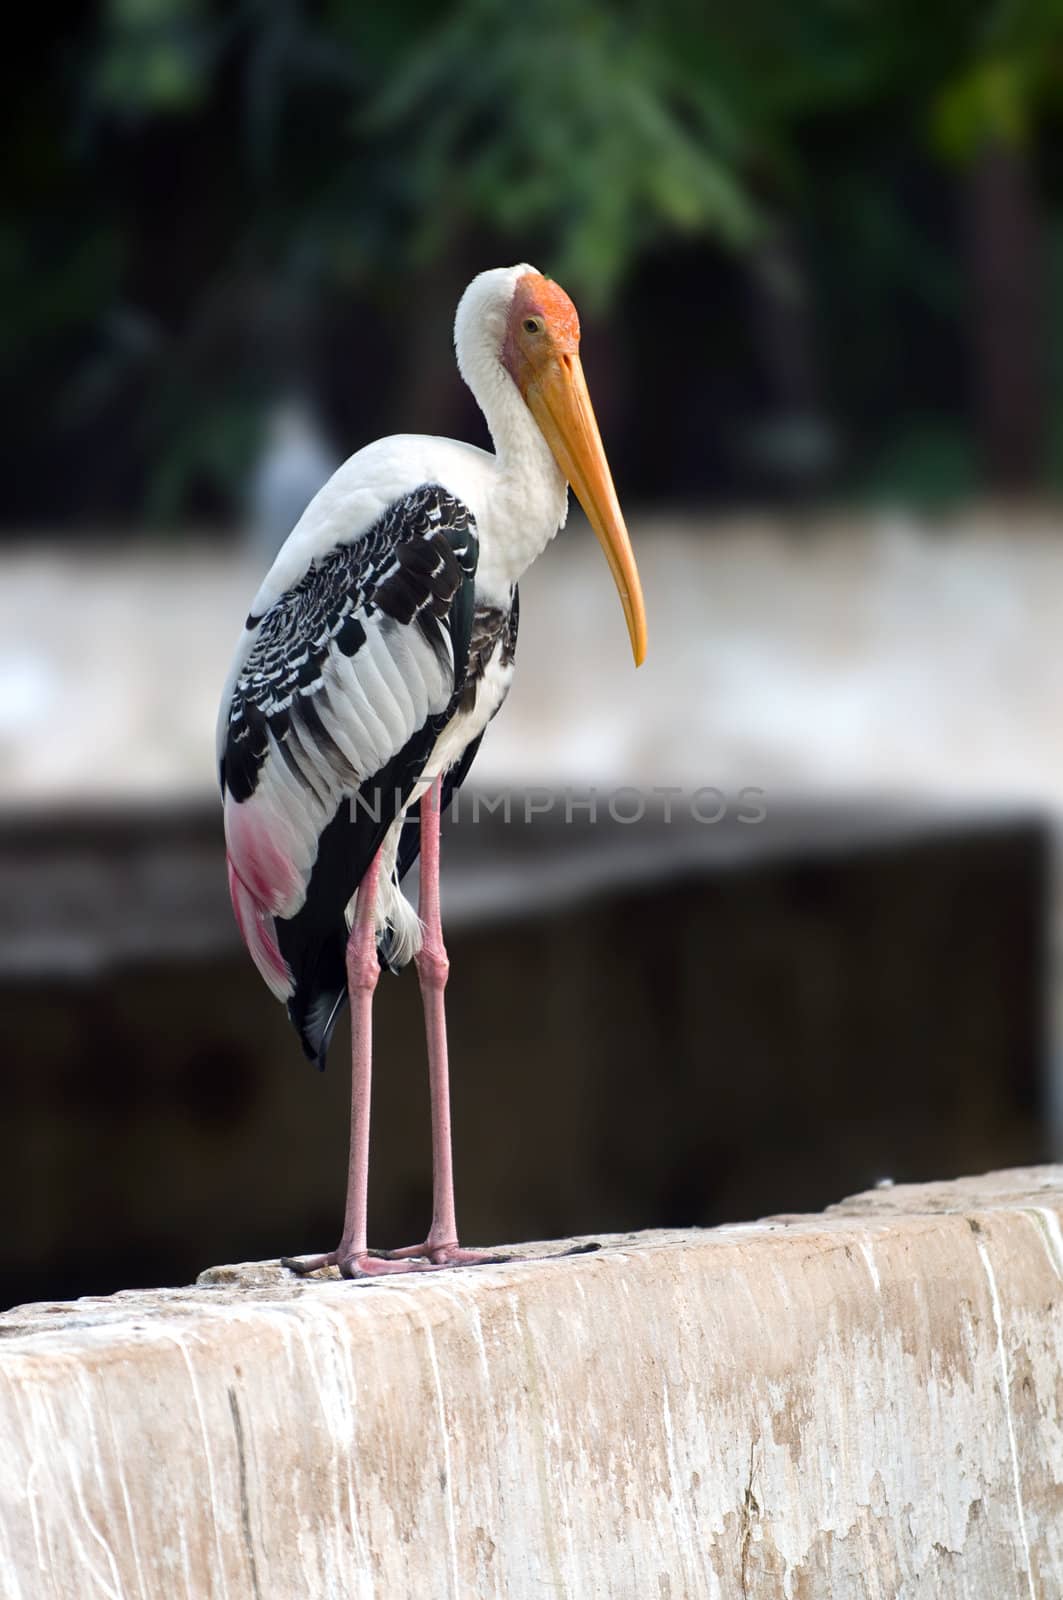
[94,0,215,115]
[932,0,1063,160]
[361,0,758,300]
[8,0,1063,524]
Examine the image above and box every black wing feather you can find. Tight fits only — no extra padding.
[223,485,479,1071]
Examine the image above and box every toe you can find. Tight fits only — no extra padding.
[282,1252,336,1275]
[339,1253,440,1279]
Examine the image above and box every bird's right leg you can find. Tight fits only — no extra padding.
[283,848,438,1279]
[375,776,508,1269]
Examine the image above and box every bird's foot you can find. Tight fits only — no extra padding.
[371,1239,510,1267]
[281,1241,480,1280]
[282,1237,601,1279]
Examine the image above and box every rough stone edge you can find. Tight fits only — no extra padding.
[3,1164,1060,1344]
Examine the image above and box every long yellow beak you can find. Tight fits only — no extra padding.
[524,352,647,666]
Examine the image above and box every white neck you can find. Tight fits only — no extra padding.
[454,266,569,593]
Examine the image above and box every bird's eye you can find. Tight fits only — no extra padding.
[523,317,544,335]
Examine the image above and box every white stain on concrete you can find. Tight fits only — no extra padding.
[858,1237,881,1293]
[976,1236,1036,1600]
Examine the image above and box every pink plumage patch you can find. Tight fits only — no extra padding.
[224,797,300,913]
[227,856,293,1001]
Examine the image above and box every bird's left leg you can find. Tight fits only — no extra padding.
[379,777,507,1268]
[283,848,441,1279]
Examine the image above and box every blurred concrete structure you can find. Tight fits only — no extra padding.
[3,1168,1062,1598]
[0,796,1046,1310]
[5,511,1063,804]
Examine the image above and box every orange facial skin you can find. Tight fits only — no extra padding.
[503,273,581,378]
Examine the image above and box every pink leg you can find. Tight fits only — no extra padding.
[283,848,441,1279]
[382,779,506,1268]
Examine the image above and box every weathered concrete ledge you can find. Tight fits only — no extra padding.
[2,1169,1062,1598]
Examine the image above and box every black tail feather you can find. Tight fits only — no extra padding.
[286,930,348,1071]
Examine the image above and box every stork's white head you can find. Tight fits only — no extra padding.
[455,265,647,667]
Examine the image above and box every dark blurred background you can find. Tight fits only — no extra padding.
[4,0,1063,1309]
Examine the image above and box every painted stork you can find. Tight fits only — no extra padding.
[217,265,646,1279]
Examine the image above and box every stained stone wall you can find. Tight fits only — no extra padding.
[2,1169,1062,1598]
